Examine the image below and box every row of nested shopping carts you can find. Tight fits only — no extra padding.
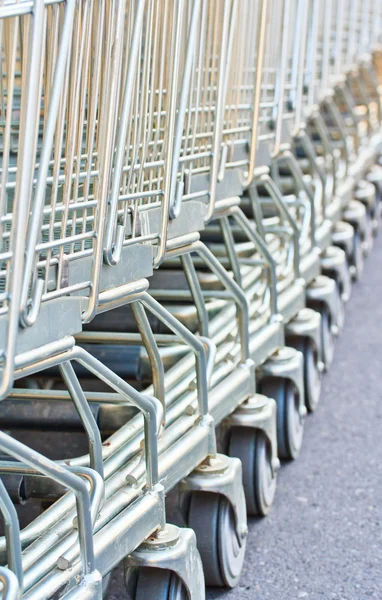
[0,0,381,598]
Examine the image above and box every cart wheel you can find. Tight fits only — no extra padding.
[126,567,188,600]
[320,307,335,371]
[290,338,321,413]
[260,378,303,460]
[227,427,276,516]
[351,230,364,281]
[186,490,246,588]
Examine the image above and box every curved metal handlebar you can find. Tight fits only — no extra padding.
[71,346,162,489]
[140,292,211,418]
[0,431,97,579]
[254,172,301,280]
[0,479,23,592]
[0,567,21,600]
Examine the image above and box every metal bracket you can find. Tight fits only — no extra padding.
[355,180,377,251]
[306,275,341,334]
[285,308,323,370]
[125,525,205,600]
[257,347,306,422]
[355,180,377,215]
[179,454,248,544]
[0,567,21,600]
[366,164,382,202]
[222,394,280,477]
[61,571,102,600]
[320,245,352,303]
[331,220,355,258]
[342,199,367,237]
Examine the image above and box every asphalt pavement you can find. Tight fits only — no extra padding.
[108,232,382,599]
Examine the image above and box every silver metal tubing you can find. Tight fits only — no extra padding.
[59,362,104,479]
[273,0,292,157]
[131,302,166,417]
[180,253,209,337]
[192,241,250,363]
[245,0,269,186]
[0,2,380,595]
[199,336,217,390]
[297,130,329,215]
[97,280,150,314]
[255,172,301,278]
[206,0,236,221]
[311,109,340,190]
[321,0,333,92]
[72,346,161,489]
[0,432,96,577]
[0,567,21,600]
[229,206,279,317]
[278,149,316,247]
[0,0,47,399]
[0,479,23,590]
[140,292,210,418]
[168,0,202,224]
[78,329,216,394]
[19,0,77,327]
[14,338,76,375]
[0,463,104,529]
[155,0,194,265]
[291,0,309,132]
[219,216,243,288]
[103,0,146,267]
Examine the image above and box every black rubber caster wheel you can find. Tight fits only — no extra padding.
[186,490,246,588]
[126,567,188,600]
[259,378,303,460]
[227,428,276,516]
[290,338,321,413]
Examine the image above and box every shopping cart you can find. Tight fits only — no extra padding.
[150,2,312,492]
[228,0,330,412]
[157,0,307,469]
[60,0,250,592]
[0,1,220,597]
[195,0,310,455]
[332,1,382,273]
[0,1,381,599]
[128,0,278,583]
